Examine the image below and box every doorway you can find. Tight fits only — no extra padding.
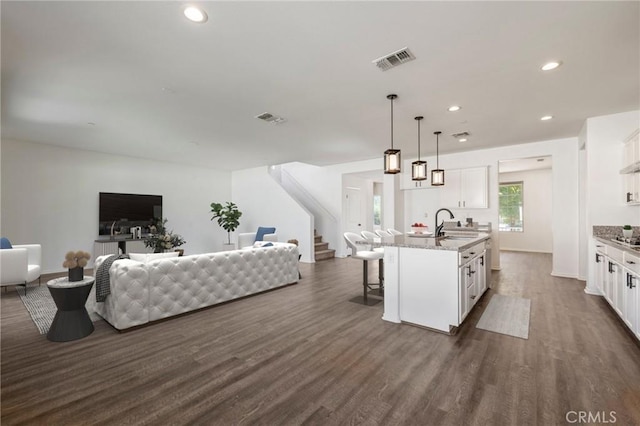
[498,156,553,255]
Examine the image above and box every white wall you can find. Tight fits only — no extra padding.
[498,168,553,253]
[232,166,314,262]
[1,139,231,273]
[280,162,341,258]
[584,110,640,293]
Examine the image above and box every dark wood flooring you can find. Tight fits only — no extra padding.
[2,252,640,425]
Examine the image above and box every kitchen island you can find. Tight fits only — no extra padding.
[370,233,491,334]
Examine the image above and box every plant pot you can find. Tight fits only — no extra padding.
[623,229,633,239]
[222,243,236,251]
[68,267,84,282]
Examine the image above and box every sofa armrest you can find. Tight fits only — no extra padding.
[0,248,28,285]
[13,244,41,267]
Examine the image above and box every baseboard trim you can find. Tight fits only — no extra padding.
[550,272,579,280]
[500,248,552,254]
[584,287,603,296]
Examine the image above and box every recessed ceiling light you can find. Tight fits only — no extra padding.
[459,138,467,142]
[540,115,553,121]
[184,6,208,23]
[448,105,461,112]
[541,61,561,71]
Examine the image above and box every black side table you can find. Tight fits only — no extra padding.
[47,276,95,342]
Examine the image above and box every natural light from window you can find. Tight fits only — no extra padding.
[499,182,524,232]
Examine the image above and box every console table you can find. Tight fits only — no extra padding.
[47,276,95,342]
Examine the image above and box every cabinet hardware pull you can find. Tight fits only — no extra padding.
[480,256,484,266]
[470,252,476,255]
[627,274,631,288]
[596,245,603,247]
[463,256,469,259]
[628,261,636,264]
[627,192,632,203]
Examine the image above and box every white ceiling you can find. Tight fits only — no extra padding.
[2,1,639,171]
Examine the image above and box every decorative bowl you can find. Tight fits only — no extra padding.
[411,226,429,234]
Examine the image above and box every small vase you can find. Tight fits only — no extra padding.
[622,229,633,239]
[68,267,84,282]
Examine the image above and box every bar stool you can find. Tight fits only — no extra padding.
[375,230,393,238]
[343,232,384,306]
[388,228,403,236]
[360,231,384,253]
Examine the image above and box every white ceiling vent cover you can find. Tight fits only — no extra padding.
[372,47,416,71]
[255,112,287,124]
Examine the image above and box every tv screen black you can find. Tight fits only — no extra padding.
[99,192,162,235]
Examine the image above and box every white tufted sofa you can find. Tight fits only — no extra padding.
[94,243,299,330]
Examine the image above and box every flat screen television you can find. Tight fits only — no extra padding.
[98,192,162,236]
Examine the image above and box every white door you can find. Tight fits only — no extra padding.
[345,187,363,250]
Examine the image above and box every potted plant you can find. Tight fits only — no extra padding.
[210,202,242,249]
[63,250,91,282]
[144,218,186,253]
[623,225,633,239]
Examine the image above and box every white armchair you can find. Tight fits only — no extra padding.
[0,244,42,294]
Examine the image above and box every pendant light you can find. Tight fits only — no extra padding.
[411,116,427,186]
[384,94,401,174]
[431,131,445,186]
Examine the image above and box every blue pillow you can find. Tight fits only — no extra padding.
[255,227,276,242]
[0,237,12,249]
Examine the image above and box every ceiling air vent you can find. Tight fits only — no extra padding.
[372,47,416,72]
[255,112,286,124]
[452,131,470,138]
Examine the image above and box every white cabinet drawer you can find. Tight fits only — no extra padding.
[624,252,640,275]
[607,246,625,264]
[459,242,485,265]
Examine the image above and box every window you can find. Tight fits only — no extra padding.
[373,195,381,226]
[499,182,523,232]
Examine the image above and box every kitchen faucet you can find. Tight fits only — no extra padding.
[435,208,455,237]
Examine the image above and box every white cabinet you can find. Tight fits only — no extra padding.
[594,240,606,295]
[440,167,488,209]
[622,268,638,335]
[621,129,640,205]
[598,243,640,342]
[622,129,640,171]
[623,173,640,205]
[458,243,486,323]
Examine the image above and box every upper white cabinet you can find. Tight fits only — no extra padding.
[621,129,640,205]
[440,166,488,209]
[622,129,640,172]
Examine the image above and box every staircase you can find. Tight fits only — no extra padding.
[314,231,335,261]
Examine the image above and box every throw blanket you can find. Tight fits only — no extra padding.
[96,254,129,302]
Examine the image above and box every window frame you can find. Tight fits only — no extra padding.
[498,181,524,233]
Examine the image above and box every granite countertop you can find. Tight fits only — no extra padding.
[594,236,640,257]
[359,233,490,252]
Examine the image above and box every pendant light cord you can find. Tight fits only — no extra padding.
[436,132,439,169]
[417,119,421,160]
[390,98,394,150]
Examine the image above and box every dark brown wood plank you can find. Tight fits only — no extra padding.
[2,252,640,425]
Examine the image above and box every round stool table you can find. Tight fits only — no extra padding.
[46,276,95,342]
